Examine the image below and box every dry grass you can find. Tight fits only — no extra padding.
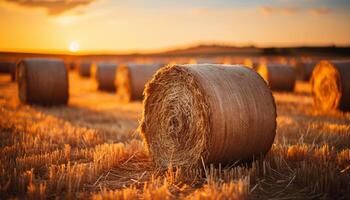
[0,72,349,199]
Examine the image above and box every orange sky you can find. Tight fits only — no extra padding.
[0,0,350,54]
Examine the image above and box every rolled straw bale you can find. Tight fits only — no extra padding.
[78,61,92,77]
[243,58,260,70]
[116,63,164,102]
[311,60,350,111]
[0,61,16,81]
[257,63,296,91]
[141,64,277,168]
[195,58,216,64]
[91,62,118,91]
[17,58,69,105]
[296,61,317,81]
[66,61,77,71]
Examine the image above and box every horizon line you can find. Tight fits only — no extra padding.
[1,43,350,56]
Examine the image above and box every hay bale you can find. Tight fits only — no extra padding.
[0,61,16,81]
[141,64,277,168]
[91,62,118,91]
[243,58,260,70]
[116,63,164,102]
[257,63,296,91]
[311,60,350,111]
[65,61,77,71]
[296,61,317,81]
[17,58,69,105]
[78,61,92,77]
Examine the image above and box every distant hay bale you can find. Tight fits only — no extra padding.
[91,62,118,91]
[66,61,77,71]
[17,58,69,105]
[0,61,16,81]
[311,60,350,111]
[78,61,92,77]
[296,61,318,81]
[141,64,277,168]
[243,58,260,70]
[116,63,164,102]
[257,63,296,91]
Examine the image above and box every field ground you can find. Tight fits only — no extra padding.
[0,72,349,199]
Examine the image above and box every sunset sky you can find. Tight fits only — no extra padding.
[0,0,349,54]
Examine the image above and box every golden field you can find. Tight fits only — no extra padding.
[0,70,349,200]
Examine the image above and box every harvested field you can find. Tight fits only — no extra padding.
[1,0,349,198]
[0,68,349,199]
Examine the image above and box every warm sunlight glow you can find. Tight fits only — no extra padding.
[69,41,80,52]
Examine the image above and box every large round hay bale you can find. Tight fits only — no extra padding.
[78,61,92,77]
[91,62,118,91]
[311,60,350,111]
[0,61,16,81]
[116,63,164,102]
[17,58,69,105]
[141,64,277,168]
[257,63,296,91]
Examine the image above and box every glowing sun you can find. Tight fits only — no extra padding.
[69,41,80,52]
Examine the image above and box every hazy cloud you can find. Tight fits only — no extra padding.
[4,0,97,16]
[259,5,332,16]
[190,8,211,15]
[309,7,331,16]
[259,6,300,16]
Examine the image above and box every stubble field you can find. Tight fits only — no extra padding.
[0,71,349,199]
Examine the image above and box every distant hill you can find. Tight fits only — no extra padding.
[157,44,350,57]
[160,45,261,56]
[1,44,350,60]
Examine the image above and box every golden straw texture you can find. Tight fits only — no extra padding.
[91,62,118,91]
[116,63,164,102]
[257,63,296,91]
[17,58,69,105]
[78,61,92,77]
[311,60,350,111]
[141,64,277,168]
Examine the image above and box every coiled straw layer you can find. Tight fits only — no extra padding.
[91,62,118,91]
[116,63,164,102]
[141,64,277,168]
[17,58,69,105]
[311,60,350,111]
[257,63,296,91]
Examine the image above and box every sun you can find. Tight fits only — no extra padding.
[69,41,80,53]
